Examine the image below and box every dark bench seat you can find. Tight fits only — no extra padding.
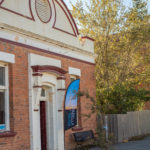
[72,130,94,149]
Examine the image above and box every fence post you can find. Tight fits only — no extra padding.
[104,115,109,141]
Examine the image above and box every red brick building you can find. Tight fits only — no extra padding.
[0,0,96,150]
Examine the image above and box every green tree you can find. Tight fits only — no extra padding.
[133,0,148,20]
[72,1,150,149]
[72,0,150,114]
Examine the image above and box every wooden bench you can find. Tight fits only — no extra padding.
[72,130,94,149]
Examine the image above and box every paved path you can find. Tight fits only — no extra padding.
[89,136,150,150]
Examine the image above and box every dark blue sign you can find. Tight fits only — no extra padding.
[64,79,80,130]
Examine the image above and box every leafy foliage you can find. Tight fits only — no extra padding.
[72,0,150,114]
[72,1,150,149]
[101,83,150,114]
[133,0,148,20]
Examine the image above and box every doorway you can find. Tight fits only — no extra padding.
[30,69,65,150]
[40,101,47,150]
[40,87,55,150]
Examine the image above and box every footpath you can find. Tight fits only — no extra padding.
[89,136,150,150]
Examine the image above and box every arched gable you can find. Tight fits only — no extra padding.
[0,0,78,36]
[52,0,79,36]
[0,0,94,56]
[0,0,34,20]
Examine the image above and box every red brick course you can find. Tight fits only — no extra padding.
[0,40,96,150]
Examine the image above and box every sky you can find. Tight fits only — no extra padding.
[64,0,150,13]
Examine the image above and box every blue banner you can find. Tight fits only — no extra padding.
[64,79,80,130]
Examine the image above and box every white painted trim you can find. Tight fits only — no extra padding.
[29,54,65,150]
[69,67,81,77]
[0,86,6,90]
[28,54,34,150]
[0,51,15,63]
[0,30,95,64]
[5,65,10,131]
[30,53,61,67]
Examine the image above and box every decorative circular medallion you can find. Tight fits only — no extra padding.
[35,0,52,23]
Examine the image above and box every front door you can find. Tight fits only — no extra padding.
[40,101,47,150]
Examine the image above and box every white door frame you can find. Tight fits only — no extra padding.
[29,72,65,150]
[40,84,57,150]
[28,53,66,150]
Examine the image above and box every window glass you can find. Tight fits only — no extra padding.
[41,88,46,97]
[0,92,5,124]
[0,67,5,86]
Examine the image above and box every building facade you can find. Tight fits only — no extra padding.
[0,0,96,150]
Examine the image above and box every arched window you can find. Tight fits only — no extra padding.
[40,87,47,101]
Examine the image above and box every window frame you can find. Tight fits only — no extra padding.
[0,63,10,132]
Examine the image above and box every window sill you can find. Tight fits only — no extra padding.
[72,126,83,131]
[0,131,16,138]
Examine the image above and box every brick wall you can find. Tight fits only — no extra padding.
[0,40,96,150]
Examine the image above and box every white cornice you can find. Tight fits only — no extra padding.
[0,24,95,64]
[0,23,95,57]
